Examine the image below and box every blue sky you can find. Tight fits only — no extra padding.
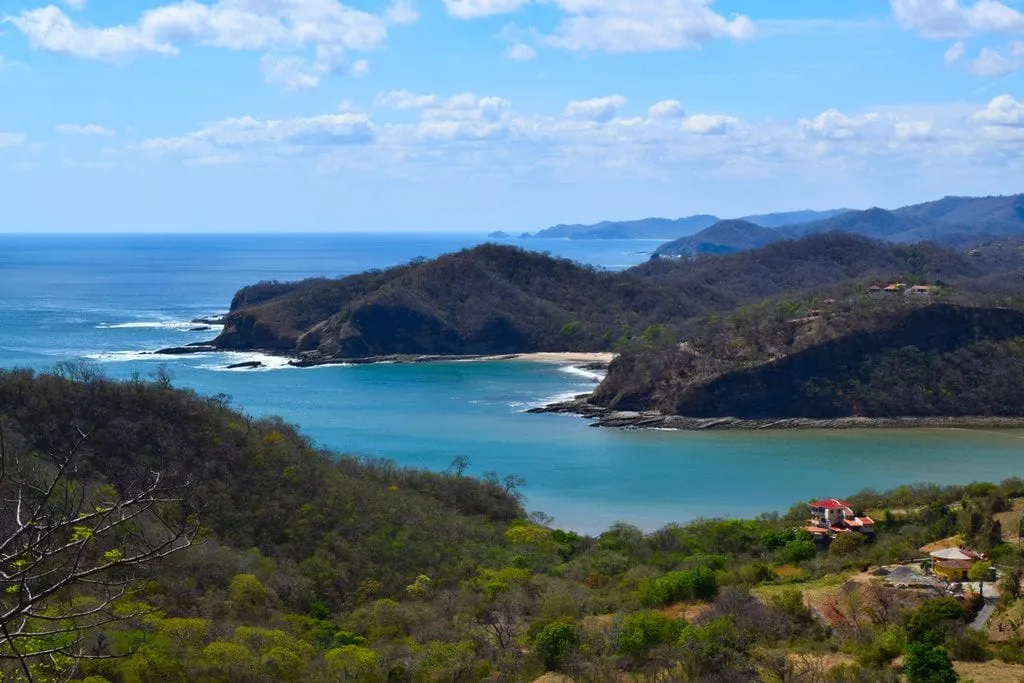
[1,0,1023,232]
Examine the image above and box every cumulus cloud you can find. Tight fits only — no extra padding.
[563,95,626,122]
[969,41,1024,75]
[543,0,755,53]
[56,123,116,136]
[894,119,935,141]
[972,94,1024,126]
[0,133,26,148]
[682,113,738,134]
[890,0,1024,38]
[6,0,394,86]
[441,0,753,53]
[375,90,438,109]
[7,6,177,61]
[383,0,419,25]
[648,100,685,119]
[140,113,374,157]
[504,43,536,61]
[799,109,882,141]
[443,0,529,19]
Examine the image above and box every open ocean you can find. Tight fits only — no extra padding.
[2,232,1023,533]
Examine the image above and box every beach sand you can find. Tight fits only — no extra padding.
[496,352,616,364]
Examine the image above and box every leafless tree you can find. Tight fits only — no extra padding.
[0,421,199,680]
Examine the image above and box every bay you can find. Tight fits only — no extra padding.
[1,232,1022,534]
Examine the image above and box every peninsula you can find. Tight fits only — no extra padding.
[165,212,1024,425]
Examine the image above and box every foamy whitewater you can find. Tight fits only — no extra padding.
[2,232,1023,533]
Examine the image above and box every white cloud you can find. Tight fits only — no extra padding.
[968,41,1024,75]
[890,0,1024,38]
[444,0,529,19]
[894,119,935,141]
[563,95,626,122]
[56,123,116,137]
[261,54,321,90]
[383,0,419,25]
[6,1,394,85]
[945,40,966,64]
[442,0,753,53]
[0,133,26,148]
[504,43,536,61]
[799,108,882,141]
[543,0,755,53]
[7,6,177,61]
[141,113,374,157]
[375,90,438,109]
[648,99,685,119]
[972,94,1024,126]
[416,120,507,140]
[682,113,737,134]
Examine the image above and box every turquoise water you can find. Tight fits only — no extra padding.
[2,233,1023,533]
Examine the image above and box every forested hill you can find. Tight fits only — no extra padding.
[7,370,1024,681]
[212,234,1024,362]
[654,193,1024,257]
[214,245,720,358]
[526,208,846,239]
[592,300,1024,419]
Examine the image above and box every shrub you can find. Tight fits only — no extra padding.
[903,643,957,683]
[533,617,583,671]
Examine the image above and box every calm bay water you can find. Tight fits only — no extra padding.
[1,232,1023,533]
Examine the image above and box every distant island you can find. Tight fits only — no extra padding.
[487,230,510,238]
[524,209,848,239]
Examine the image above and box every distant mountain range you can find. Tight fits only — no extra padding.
[654,194,1024,257]
[525,209,849,240]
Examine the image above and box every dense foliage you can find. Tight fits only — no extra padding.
[3,371,1024,681]
[215,232,1024,364]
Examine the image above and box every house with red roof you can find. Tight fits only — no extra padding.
[805,498,875,539]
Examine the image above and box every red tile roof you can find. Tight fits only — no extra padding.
[804,526,830,534]
[810,498,850,509]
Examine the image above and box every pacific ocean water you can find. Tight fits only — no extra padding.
[2,232,1023,533]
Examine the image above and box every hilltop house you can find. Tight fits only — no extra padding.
[906,285,935,297]
[805,499,875,539]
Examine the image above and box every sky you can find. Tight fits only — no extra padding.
[0,0,1023,232]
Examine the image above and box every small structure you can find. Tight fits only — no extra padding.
[935,559,974,581]
[928,548,983,581]
[867,285,885,300]
[906,285,935,297]
[806,499,875,538]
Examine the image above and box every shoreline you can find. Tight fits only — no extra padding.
[528,397,1024,431]
[149,344,615,370]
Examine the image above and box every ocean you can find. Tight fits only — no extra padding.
[2,232,1023,533]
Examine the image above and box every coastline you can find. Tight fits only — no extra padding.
[149,343,615,370]
[528,397,1024,431]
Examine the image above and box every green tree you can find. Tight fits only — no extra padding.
[905,598,967,646]
[829,532,866,556]
[903,643,958,683]
[615,611,681,658]
[533,617,582,671]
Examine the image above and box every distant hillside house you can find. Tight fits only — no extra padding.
[806,498,875,539]
[928,547,983,581]
[906,285,935,297]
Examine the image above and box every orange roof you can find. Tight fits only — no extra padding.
[804,526,830,534]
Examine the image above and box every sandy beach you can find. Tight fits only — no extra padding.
[498,352,616,364]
